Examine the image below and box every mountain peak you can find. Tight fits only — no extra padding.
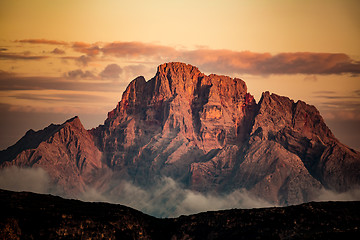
[156,62,201,76]
[2,62,359,206]
[64,115,84,130]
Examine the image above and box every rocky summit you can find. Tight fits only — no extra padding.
[1,62,360,206]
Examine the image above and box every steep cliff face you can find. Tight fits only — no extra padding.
[1,62,359,205]
[92,62,257,187]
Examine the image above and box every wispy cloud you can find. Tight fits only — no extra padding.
[183,50,360,75]
[16,39,68,46]
[101,41,177,58]
[0,70,124,92]
[0,52,49,60]
[72,42,101,56]
[13,39,360,75]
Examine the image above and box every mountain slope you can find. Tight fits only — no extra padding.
[1,189,360,240]
[0,116,103,195]
[1,62,359,206]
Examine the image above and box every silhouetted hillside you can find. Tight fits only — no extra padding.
[1,189,359,239]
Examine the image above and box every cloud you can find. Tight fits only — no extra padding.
[0,165,273,218]
[0,52,48,60]
[100,42,360,75]
[72,42,101,56]
[0,166,52,194]
[2,166,360,218]
[76,55,92,66]
[9,92,109,104]
[51,48,65,55]
[79,176,273,218]
[16,39,68,46]
[65,69,96,79]
[182,50,360,75]
[101,41,178,59]
[99,64,123,79]
[303,75,317,82]
[0,70,124,92]
[313,188,360,202]
[14,39,360,75]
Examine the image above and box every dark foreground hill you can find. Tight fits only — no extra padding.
[1,189,359,240]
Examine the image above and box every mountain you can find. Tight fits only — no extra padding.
[1,62,359,206]
[1,189,360,239]
[0,116,103,196]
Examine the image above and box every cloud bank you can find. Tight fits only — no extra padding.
[0,167,272,217]
[0,166,52,194]
[13,39,360,75]
[1,167,360,218]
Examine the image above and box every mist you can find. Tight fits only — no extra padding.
[0,166,52,194]
[79,177,274,217]
[1,166,359,218]
[314,188,360,202]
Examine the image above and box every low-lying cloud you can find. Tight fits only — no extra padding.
[0,166,52,194]
[0,166,272,217]
[80,177,274,218]
[1,166,360,218]
[314,188,360,202]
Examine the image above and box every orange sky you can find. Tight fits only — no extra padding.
[0,0,360,150]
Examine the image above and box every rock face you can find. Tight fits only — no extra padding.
[1,62,360,205]
[1,189,360,240]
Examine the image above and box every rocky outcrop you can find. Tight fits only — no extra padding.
[1,62,359,205]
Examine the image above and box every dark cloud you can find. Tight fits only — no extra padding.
[76,55,92,66]
[51,48,65,55]
[65,69,96,79]
[0,48,8,51]
[0,52,49,60]
[100,64,123,79]
[16,39,68,46]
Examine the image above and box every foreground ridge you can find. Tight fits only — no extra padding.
[1,189,360,239]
